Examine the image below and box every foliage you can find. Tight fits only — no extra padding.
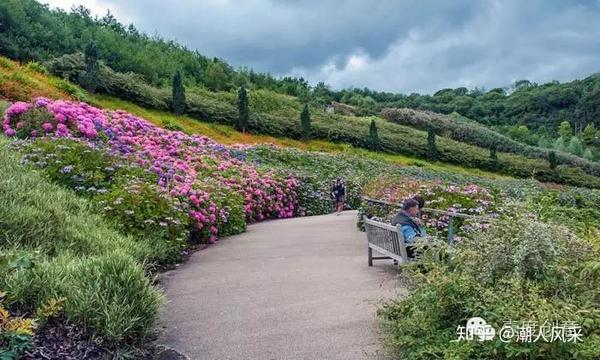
[378,213,600,359]
[361,176,497,239]
[300,104,310,140]
[0,139,162,345]
[3,98,299,246]
[172,70,186,115]
[0,291,35,360]
[549,151,557,170]
[79,41,99,93]
[368,119,379,150]
[427,125,437,160]
[237,86,250,133]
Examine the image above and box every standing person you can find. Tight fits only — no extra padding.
[391,198,426,257]
[331,177,346,215]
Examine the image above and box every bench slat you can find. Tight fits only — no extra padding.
[364,217,410,265]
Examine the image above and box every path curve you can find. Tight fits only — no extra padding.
[159,211,403,360]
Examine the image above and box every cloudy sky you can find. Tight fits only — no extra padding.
[43,0,600,93]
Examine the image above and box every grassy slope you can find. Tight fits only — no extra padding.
[0,56,509,180]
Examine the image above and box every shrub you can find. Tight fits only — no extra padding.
[0,140,162,345]
[379,213,600,359]
[25,61,47,75]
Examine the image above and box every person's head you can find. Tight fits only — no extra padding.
[402,198,420,217]
[336,177,342,183]
[412,194,425,209]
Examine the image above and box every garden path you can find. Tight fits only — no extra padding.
[158,210,403,360]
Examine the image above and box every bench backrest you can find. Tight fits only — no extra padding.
[364,218,409,263]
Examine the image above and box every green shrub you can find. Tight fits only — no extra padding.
[48,78,88,101]
[96,178,190,265]
[64,253,163,342]
[13,138,191,265]
[379,213,600,359]
[25,61,47,74]
[0,137,163,345]
[3,253,163,344]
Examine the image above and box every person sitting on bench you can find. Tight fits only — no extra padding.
[391,198,426,258]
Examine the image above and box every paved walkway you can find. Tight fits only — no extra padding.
[159,211,404,360]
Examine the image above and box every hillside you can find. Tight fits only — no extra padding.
[1,2,600,358]
[1,0,599,177]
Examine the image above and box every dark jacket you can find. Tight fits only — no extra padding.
[331,183,345,198]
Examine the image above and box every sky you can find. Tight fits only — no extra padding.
[42,0,600,94]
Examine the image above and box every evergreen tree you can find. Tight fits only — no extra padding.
[549,151,558,170]
[80,41,99,92]
[427,126,438,160]
[300,104,311,140]
[368,119,380,150]
[237,86,250,133]
[489,145,498,170]
[172,70,186,115]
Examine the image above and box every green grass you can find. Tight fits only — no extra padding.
[0,136,163,344]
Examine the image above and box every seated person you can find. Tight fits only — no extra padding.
[391,198,426,258]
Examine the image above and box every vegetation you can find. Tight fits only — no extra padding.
[0,136,163,357]
[237,86,249,133]
[172,70,186,116]
[300,104,311,140]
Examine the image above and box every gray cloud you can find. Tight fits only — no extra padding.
[45,0,600,93]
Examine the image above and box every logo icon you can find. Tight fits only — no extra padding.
[466,317,496,341]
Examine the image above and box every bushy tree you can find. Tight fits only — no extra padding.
[237,86,249,133]
[300,104,311,140]
[549,151,557,170]
[582,123,599,146]
[583,148,594,161]
[427,126,437,160]
[80,41,99,92]
[558,121,573,141]
[204,60,232,91]
[368,119,380,150]
[568,136,585,157]
[172,70,186,115]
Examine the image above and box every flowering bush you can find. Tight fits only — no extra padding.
[4,98,300,247]
[361,176,498,239]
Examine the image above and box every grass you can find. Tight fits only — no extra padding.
[90,94,509,180]
[0,56,555,182]
[0,136,163,344]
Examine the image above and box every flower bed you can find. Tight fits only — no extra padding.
[3,98,300,250]
[360,175,499,239]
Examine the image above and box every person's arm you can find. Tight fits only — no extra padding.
[402,225,417,244]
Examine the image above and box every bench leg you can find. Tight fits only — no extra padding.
[368,247,373,267]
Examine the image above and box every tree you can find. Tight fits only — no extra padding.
[172,70,186,115]
[368,119,380,150]
[582,123,598,146]
[548,151,557,170]
[568,136,585,157]
[80,41,99,92]
[427,126,438,160]
[204,60,232,91]
[558,121,573,141]
[237,86,249,133]
[489,145,498,170]
[300,104,311,140]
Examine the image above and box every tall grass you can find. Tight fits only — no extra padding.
[0,136,163,344]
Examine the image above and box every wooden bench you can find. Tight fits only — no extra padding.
[364,217,410,266]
